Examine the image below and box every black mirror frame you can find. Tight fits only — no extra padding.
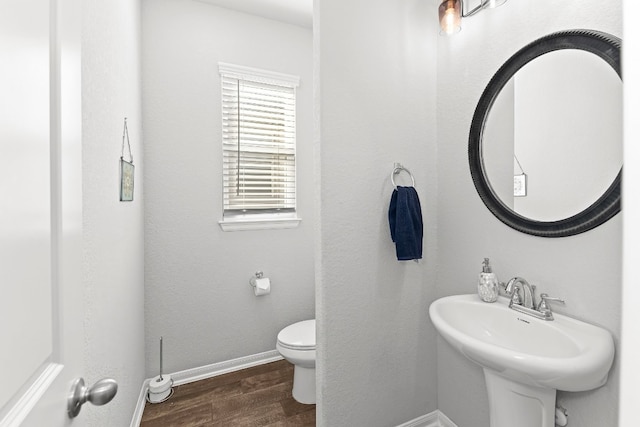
[469,29,622,238]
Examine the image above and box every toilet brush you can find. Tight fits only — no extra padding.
[147,337,174,403]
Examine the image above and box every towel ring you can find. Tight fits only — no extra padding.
[391,163,415,188]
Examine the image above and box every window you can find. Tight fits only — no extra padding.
[218,63,301,231]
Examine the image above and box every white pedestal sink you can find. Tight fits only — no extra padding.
[429,294,614,427]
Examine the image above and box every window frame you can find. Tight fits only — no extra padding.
[218,62,301,231]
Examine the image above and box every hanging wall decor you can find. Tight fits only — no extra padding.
[120,118,135,202]
[513,154,527,197]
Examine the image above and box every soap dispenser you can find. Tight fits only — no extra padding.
[478,258,499,303]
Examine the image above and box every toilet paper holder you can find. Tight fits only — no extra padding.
[249,271,264,288]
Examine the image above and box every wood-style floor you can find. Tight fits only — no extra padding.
[140,360,316,427]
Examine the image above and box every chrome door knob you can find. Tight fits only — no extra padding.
[67,377,118,418]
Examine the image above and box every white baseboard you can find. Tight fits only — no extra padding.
[396,410,458,427]
[130,349,283,427]
[437,410,458,427]
[170,349,282,386]
[129,377,150,427]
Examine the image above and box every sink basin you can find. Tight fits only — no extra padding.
[429,294,614,391]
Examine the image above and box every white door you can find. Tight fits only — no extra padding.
[0,0,108,425]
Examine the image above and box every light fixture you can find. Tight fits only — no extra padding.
[439,0,508,36]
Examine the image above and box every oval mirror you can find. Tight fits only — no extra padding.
[469,30,622,237]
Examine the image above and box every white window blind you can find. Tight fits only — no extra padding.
[219,63,299,216]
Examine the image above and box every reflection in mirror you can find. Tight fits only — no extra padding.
[483,50,622,221]
[469,30,622,237]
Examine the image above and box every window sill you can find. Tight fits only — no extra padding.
[218,217,301,232]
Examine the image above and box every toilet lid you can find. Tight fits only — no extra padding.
[277,319,315,350]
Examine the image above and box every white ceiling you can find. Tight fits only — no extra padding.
[195,0,313,29]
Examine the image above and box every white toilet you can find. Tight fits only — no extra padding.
[276,319,316,404]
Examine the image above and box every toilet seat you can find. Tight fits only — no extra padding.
[277,319,315,351]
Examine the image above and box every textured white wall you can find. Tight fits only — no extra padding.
[141,0,315,376]
[316,0,438,425]
[81,0,146,425]
[436,1,622,426]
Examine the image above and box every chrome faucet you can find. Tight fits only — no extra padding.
[503,277,565,320]
[504,277,536,309]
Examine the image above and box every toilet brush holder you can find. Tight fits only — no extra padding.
[147,337,174,404]
[148,374,173,403]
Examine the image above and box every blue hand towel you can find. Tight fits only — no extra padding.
[389,186,423,261]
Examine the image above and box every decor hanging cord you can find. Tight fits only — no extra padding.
[121,118,133,163]
[514,154,525,175]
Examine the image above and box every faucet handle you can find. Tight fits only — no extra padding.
[537,293,565,317]
[509,287,522,305]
